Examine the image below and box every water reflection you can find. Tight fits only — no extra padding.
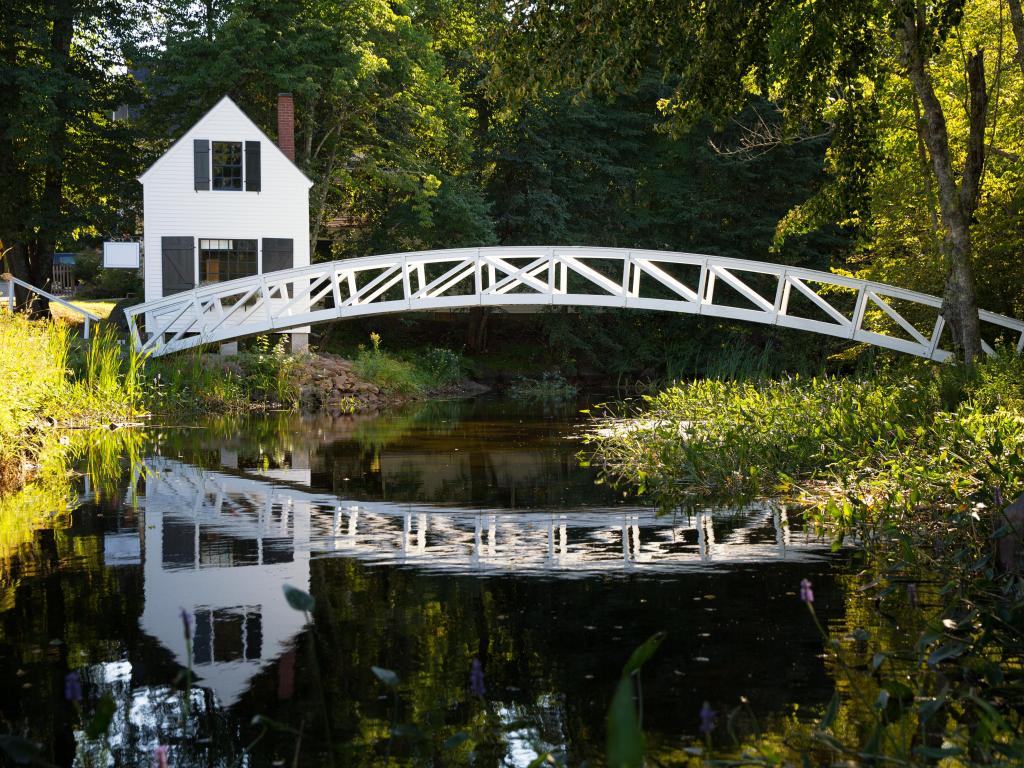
[0,397,847,767]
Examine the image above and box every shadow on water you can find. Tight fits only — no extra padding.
[0,395,870,766]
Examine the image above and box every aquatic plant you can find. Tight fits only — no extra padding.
[585,356,1024,765]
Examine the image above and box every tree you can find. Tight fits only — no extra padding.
[496,0,1008,362]
[0,0,144,308]
[141,0,494,258]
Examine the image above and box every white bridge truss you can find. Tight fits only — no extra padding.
[125,246,1024,360]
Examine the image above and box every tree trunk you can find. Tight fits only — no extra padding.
[1009,0,1024,78]
[467,306,489,352]
[896,8,986,363]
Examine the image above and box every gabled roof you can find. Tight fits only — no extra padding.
[138,95,314,188]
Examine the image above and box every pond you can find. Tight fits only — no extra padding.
[1,395,865,766]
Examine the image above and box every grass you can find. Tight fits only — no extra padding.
[0,312,145,485]
[49,299,117,325]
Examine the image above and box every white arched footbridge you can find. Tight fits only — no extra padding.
[125,246,1024,360]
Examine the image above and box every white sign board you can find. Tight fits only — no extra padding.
[103,241,140,269]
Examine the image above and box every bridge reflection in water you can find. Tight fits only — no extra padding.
[140,450,830,707]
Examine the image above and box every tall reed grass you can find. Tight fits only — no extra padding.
[0,314,70,470]
[0,313,145,483]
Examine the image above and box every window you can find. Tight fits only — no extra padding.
[199,239,257,284]
[211,141,243,190]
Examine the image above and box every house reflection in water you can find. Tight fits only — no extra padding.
[140,451,313,707]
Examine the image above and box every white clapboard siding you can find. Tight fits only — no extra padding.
[140,96,313,335]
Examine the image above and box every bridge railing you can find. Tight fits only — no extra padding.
[124,247,1024,360]
[3,272,101,339]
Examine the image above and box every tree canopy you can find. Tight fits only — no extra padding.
[1,0,1021,368]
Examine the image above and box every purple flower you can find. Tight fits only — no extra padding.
[64,671,82,702]
[799,578,814,604]
[699,701,716,735]
[154,744,169,768]
[469,658,486,697]
[180,608,193,642]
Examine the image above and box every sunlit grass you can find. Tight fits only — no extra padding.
[49,299,117,326]
[0,313,146,481]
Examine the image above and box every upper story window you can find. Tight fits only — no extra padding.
[194,139,261,192]
[212,141,243,190]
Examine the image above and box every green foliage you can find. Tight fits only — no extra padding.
[143,0,495,257]
[606,632,665,768]
[507,371,578,402]
[70,249,142,299]
[586,357,1024,763]
[0,314,144,475]
[283,584,316,614]
[237,335,301,407]
[353,334,464,394]
[0,313,69,466]
[585,358,1024,511]
[0,0,146,287]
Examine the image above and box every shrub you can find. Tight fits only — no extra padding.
[508,370,578,401]
[353,334,463,394]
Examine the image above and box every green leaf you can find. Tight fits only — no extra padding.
[606,675,643,768]
[819,691,840,730]
[621,631,667,676]
[282,584,315,613]
[85,694,117,739]
[372,666,399,688]
[927,642,965,666]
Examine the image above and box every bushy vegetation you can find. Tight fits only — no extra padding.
[0,314,69,469]
[353,332,464,395]
[584,354,1024,764]
[70,249,143,298]
[507,370,579,401]
[144,337,302,414]
[586,355,1024,510]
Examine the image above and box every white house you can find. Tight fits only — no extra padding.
[139,457,313,707]
[139,94,313,351]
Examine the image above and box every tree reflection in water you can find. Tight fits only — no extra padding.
[0,397,853,766]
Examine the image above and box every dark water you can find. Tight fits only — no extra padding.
[0,396,857,766]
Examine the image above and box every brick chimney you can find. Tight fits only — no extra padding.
[277,93,295,162]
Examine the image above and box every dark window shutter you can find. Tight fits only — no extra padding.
[162,236,196,296]
[193,140,210,191]
[261,238,293,273]
[245,141,261,191]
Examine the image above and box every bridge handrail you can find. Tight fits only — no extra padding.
[3,272,101,339]
[122,246,1024,360]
